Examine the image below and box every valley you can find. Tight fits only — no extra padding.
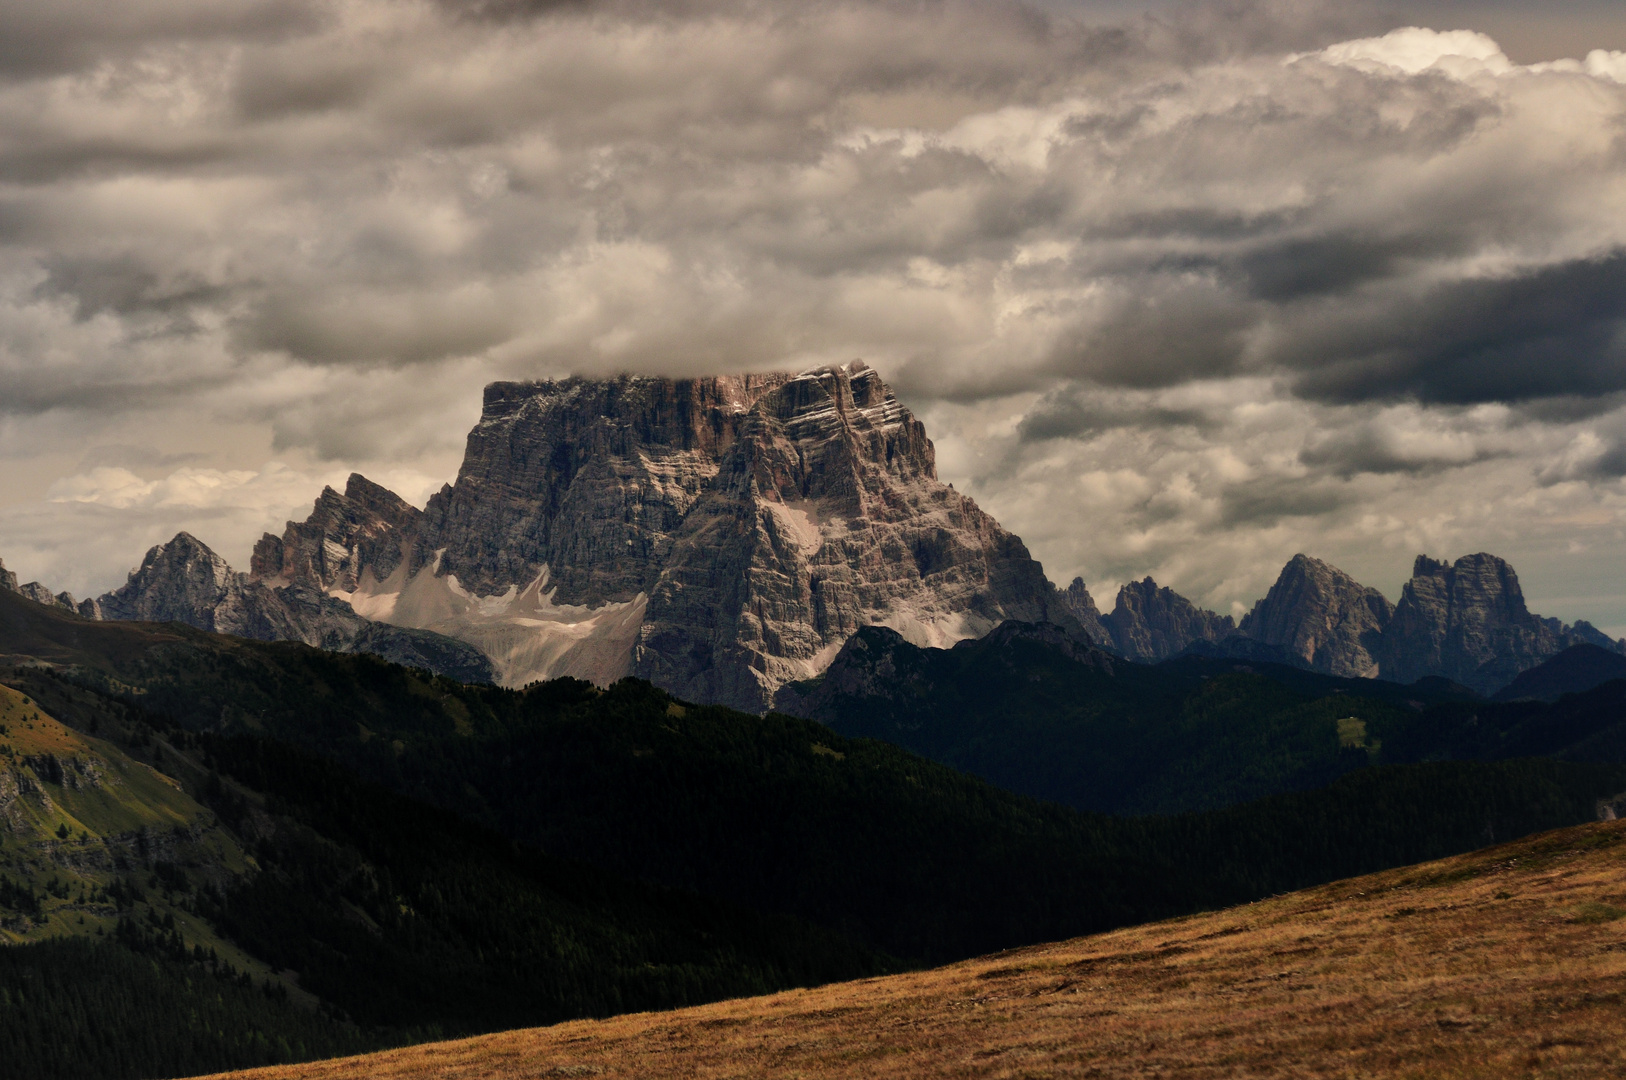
[189,817,1626,1080]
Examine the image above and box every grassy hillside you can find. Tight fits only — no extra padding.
[0,682,251,956]
[186,817,1626,1080]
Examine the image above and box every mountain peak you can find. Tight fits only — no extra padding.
[1103,577,1235,662]
[242,367,1070,708]
[1381,552,1583,692]
[1240,552,1392,677]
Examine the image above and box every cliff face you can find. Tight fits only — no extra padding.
[634,365,1070,708]
[1055,578,1112,648]
[0,558,18,595]
[1231,551,1621,692]
[1240,554,1394,678]
[91,533,494,683]
[241,363,1072,710]
[1377,553,1591,693]
[252,474,420,593]
[411,373,788,604]
[1103,578,1235,662]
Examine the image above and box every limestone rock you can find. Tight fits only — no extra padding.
[633,365,1074,709]
[1239,554,1394,677]
[93,532,493,682]
[1377,553,1615,694]
[252,473,421,592]
[0,558,17,595]
[1054,578,1112,649]
[1103,578,1235,662]
[255,363,1074,709]
[17,583,76,612]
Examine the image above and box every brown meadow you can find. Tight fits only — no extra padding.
[193,818,1626,1080]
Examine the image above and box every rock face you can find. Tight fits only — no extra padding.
[1102,578,1235,662]
[632,365,1070,708]
[1055,578,1112,648]
[252,474,420,593]
[1233,551,1622,693]
[249,363,1075,710]
[1239,554,1394,678]
[92,532,495,683]
[1376,553,1604,694]
[0,558,18,595]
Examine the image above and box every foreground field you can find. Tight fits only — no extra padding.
[198,818,1626,1080]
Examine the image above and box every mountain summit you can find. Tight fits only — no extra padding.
[246,363,1073,709]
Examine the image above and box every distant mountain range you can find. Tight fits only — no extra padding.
[1057,551,1622,695]
[1,365,1619,702]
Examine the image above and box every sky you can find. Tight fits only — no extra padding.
[2,0,1626,632]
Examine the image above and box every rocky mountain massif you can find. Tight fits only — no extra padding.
[9,364,1070,712]
[0,540,494,683]
[4,363,1621,703]
[1059,552,1622,694]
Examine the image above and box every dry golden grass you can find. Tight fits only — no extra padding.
[194,819,1626,1080]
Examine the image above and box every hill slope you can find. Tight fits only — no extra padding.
[188,816,1626,1080]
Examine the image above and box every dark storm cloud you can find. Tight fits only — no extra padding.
[36,254,227,322]
[1298,421,1507,477]
[0,0,325,81]
[1018,386,1214,441]
[1288,252,1626,405]
[1047,279,1259,388]
[1232,232,1463,301]
[1218,475,1355,526]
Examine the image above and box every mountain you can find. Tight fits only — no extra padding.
[1377,553,1611,693]
[1239,553,1393,677]
[1053,576,1112,646]
[5,583,1626,1079]
[0,649,899,1080]
[5,586,1619,968]
[236,363,1074,711]
[86,533,496,683]
[1102,577,1235,661]
[1491,643,1626,702]
[0,561,89,617]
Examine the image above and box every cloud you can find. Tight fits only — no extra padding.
[2,0,1626,629]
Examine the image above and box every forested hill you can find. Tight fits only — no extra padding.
[3,588,1626,1078]
[10,623,1623,964]
[777,621,1626,816]
[0,666,895,1080]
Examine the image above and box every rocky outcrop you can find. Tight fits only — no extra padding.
[632,366,1074,709]
[16,582,76,612]
[0,558,94,615]
[91,532,494,683]
[252,474,421,592]
[1239,554,1394,677]
[1103,578,1235,662]
[1376,553,1610,693]
[1054,578,1112,648]
[248,363,1074,710]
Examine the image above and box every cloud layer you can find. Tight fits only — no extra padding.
[2,0,1626,629]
